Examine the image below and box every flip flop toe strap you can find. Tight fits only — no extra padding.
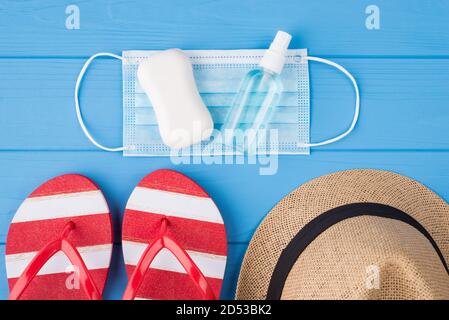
[123,218,216,300]
[9,222,102,300]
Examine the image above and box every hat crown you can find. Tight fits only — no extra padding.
[281,216,449,300]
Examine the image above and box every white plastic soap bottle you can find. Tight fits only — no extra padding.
[221,31,292,151]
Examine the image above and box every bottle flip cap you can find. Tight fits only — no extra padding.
[259,30,292,74]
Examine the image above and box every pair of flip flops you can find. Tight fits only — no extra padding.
[5,169,227,300]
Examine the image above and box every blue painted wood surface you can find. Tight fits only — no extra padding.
[1,0,449,300]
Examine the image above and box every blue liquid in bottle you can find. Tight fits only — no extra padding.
[221,31,292,152]
[222,68,282,149]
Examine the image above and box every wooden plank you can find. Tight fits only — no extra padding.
[0,245,5,299]
[1,57,449,151]
[1,0,449,57]
[1,151,449,244]
[0,243,247,299]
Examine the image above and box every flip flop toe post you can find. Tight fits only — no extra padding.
[5,174,113,300]
[122,169,228,300]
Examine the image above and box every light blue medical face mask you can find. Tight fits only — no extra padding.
[75,49,359,156]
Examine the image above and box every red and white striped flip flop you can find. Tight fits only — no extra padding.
[122,169,227,300]
[5,174,113,300]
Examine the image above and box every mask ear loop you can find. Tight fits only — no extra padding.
[298,56,360,148]
[74,52,125,152]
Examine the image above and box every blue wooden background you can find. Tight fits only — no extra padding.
[1,0,449,300]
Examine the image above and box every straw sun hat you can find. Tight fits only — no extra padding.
[236,169,449,300]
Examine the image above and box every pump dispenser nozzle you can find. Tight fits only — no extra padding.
[259,30,292,74]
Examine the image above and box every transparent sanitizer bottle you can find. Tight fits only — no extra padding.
[221,31,292,152]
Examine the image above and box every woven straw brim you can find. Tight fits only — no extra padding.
[236,169,449,300]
